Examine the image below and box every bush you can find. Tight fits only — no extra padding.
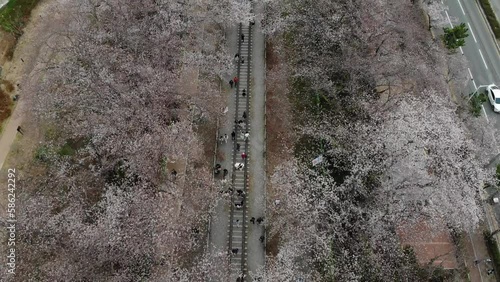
[484,230,500,274]
[478,0,500,39]
[469,92,487,117]
[496,164,500,185]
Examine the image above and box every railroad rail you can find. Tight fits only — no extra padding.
[228,22,252,281]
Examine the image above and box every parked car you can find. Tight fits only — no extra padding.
[487,84,500,112]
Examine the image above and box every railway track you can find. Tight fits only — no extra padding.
[228,22,252,280]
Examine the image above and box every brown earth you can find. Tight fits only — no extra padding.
[264,39,296,257]
[397,220,458,269]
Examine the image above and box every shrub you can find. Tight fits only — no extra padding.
[442,23,469,50]
[469,92,487,117]
[478,0,500,39]
[484,230,500,274]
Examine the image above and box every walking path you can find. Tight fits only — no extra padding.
[0,104,23,170]
[246,1,267,277]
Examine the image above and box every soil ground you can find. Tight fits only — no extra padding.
[264,39,295,258]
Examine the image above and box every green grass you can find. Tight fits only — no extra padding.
[478,0,500,39]
[0,0,40,36]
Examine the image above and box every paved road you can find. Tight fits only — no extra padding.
[446,0,500,88]
[446,0,500,144]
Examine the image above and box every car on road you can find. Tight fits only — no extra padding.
[487,84,500,112]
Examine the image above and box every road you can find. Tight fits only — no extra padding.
[445,0,500,120]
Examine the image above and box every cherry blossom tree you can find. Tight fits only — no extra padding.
[263,0,486,280]
[16,0,236,280]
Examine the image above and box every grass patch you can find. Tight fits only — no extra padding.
[58,137,88,156]
[0,0,40,36]
[0,87,12,126]
[484,230,500,275]
[478,0,500,39]
[34,145,51,162]
[469,92,487,117]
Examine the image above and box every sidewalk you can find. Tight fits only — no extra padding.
[464,225,496,282]
[208,24,238,264]
[246,0,267,278]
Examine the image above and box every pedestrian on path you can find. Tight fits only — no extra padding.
[224,134,228,143]
[17,126,24,135]
[237,274,246,282]
[223,169,228,178]
[233,76,239,86]
[232,248,239,255]
[244,132,249,140]
[241,57,245,64]
[235,53,240,59]
[219,135,224,143]
[231,131,236,140]
[242,111,247,119]
[250,217,255,224]
[242,89,246,97]
[257,217,263,224]
[236,143,241,151]
[241,152,247,159]
[235,219,240,227]
[259,236,265,243]
[241,34,245,42]
[229,79,234,88]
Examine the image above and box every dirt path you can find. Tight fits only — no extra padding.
[0,0,73,170]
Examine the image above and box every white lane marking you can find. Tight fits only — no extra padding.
[473,79,477,89]
[468,22,477,43]
[445,11,454,27]
[482,105,490,123]
[468,68,474,80]
[459,46,464,54]
[458,0,466,15]
[478,49,489,69]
